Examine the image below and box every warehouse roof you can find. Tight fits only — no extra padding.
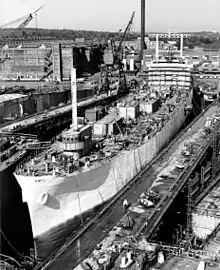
[0,94,27,104]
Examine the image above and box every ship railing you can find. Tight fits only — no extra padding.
[15,143,51,172]
[26,141,51,150]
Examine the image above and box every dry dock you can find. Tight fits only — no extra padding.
[0,93,111,133]
[33,99,220,270]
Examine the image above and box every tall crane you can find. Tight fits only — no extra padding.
[113,11,135,67]
[99,11,135,94]
[0,6,44,29]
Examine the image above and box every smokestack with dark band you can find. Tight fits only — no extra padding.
[141,0,145,60]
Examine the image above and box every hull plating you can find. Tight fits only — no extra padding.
[15,103,187,238]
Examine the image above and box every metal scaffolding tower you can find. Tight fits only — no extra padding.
[185,178,194,242]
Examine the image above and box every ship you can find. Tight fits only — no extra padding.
[14,52,193,240]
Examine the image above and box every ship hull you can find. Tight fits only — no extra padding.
[14,100,189,239]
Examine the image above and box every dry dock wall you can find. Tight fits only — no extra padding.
[0,89,94,123]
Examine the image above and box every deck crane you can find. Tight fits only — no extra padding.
[0,5,44,29]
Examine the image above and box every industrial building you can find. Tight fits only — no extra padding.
[0,87,94,124]
[0,42,104,82]
[183,47,220,69]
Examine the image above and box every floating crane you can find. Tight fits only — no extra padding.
[0,5,44,29]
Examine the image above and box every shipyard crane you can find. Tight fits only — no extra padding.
[0,5,44,29]
[113,11,135,67]
[99,12,135,95]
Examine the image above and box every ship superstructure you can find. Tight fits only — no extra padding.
[146,59,192,90]
[14,57,193,239]
[145,34,192,91]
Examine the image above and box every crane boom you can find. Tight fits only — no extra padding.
[116,12,135,54]
[114,11,135,65]
[0,5,44,29]
[18,14,33,28]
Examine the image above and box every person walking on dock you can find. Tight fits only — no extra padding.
[123,198,129,210]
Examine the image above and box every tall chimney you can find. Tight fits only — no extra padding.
[71,68,78,131]
[155,34,159,61]
[141,0,145,61]
[180,34,184,58]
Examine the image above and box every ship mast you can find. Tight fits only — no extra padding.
[71,68,78,131]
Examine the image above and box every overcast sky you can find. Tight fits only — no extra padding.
[1,0,220,32]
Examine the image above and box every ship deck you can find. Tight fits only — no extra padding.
[16,89,191,178]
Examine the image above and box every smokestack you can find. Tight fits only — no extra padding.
[180,34,184,58]
[155,34,159,61]
[71,68,78,131]
[141,0,145,60]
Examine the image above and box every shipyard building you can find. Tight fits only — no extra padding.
[0,91,70,123]
[0,42,104,82]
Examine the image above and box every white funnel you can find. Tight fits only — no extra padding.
[71,68,78,131]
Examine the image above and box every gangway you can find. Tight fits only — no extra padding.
[124,243,219,265]
[26,141,51,150]
[0,132,37,140]
[157,243,219,263]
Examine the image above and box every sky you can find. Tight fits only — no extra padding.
[1,0,220,32]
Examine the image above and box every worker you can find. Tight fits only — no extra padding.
[123,199,129,210]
